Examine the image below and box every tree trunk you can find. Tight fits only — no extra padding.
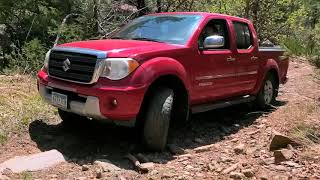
[252,0,260,35]
[307,9,318,55]
[244,0,250,18]
[93,0,100,35]
[157,0,162,12]
[137,0,147,16]
[252,0,259,23]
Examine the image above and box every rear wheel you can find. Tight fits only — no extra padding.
[142,87,174,151]
[58,109,88,125]
[255,74,278,109]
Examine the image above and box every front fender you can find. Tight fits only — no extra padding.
[138,57,189,90]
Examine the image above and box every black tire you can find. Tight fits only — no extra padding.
[142,87,174,151]
[171,92,190,128]
[255,73,278,109]
[58,109,88,125]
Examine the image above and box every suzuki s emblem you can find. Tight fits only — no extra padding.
[62,58,71,72]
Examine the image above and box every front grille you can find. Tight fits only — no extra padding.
[48,50,97,83]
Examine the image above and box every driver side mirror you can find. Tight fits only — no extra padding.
[203,35,225,49]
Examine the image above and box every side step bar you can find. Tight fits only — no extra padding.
[191,95,256,114]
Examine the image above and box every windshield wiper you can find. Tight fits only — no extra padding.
[130,37,164,43]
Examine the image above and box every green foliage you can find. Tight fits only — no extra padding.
[311,55,320,68]
[281,37,308,56]
[5,39,47,74]
[0,133,7,145]
[0,0,319,73]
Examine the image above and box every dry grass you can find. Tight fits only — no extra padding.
[289,119,320,160]
[291,123,320,146]
[0,75,57,145]
[20,171,33,180]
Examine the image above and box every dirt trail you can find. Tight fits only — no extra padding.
[0,58,319,179]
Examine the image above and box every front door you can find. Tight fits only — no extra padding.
[191,19,238,104]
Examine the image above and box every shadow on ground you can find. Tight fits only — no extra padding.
[29,101,287,169]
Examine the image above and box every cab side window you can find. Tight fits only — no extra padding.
[233,22,253,49]
[198,19,230,49]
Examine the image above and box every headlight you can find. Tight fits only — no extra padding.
[42,50,51,71]
[100,58,139,80]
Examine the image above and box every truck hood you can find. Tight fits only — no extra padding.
[59,39,186,59]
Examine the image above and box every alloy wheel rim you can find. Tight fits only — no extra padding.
[264,80,273,104]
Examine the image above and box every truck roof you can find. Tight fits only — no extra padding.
[147,12,251,24]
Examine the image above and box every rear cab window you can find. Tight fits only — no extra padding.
[233,21,253,50]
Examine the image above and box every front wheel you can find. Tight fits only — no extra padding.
[255,74,278,109]
[142,87,174,151]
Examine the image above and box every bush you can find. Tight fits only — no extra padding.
[281,37,308,56]
[311,55,320,68]
[5,39,47,74]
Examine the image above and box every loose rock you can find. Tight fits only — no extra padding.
[0,150,66,173]
[95,168,103,179]
[283,161,301,168]
[274,165,287,171]
[219,156,233,163]
[234,144,245,155]
[230,172,245,179]
[140,162,154,171]
[81,165,89,171]
[94,159,121,172]
[259,174,268,180]
[118,175,126,180]
[270,131,298,151]
[222,163,239,174]
[75,177,86,180]
[262,157,275,165]
[247,130,260,136]
[274,149,294,164]
[242,169,255,177]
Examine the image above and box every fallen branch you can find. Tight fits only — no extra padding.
[53,13,83,47]
[25,15,36,42]
[194,144,216,153]
[222,163,239,174]
[125,153,149,173]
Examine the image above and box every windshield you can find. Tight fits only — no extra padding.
[112,15,202,45]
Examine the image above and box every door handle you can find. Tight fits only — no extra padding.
[251,56,259,61]
[227,56,236,62]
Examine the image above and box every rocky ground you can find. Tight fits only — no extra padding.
[0,57,320,180]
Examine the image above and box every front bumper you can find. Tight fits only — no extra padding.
[38,70,147,127]
[39,85,104,119]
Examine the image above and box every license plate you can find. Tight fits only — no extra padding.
[52,92,68,109]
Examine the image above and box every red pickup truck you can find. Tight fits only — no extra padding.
[37,12,289,151]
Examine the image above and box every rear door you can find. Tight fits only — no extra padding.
[232,21,260,93]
